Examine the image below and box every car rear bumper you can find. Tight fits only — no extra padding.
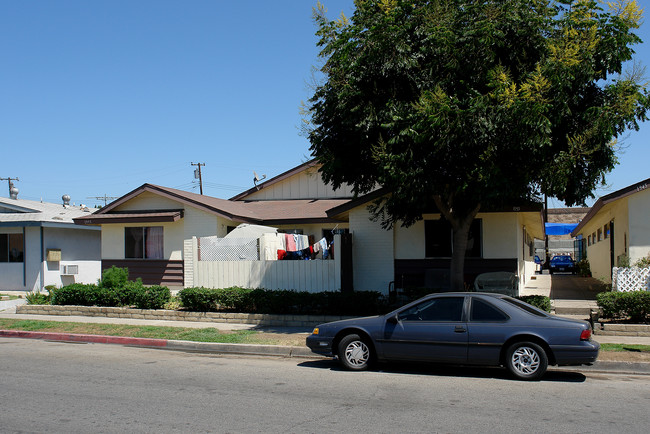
[551,341,600,365]
[306,335,334,356]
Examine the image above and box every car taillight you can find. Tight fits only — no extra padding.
[580,329,592,341]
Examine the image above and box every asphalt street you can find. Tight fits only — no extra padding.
[2,338,650,433]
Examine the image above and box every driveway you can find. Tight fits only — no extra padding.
[549,274,608,300]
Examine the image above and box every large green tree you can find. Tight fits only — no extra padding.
[307,0,649,290]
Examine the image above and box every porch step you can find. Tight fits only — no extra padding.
[553,306,594,315]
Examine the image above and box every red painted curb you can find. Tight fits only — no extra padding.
[0,329,168,348]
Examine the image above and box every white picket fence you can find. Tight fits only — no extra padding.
[612,267,650,292]
[184,235,342,292]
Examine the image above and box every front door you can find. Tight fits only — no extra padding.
[378,296,468,363]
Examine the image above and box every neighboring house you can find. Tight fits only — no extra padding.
[74,161,352,289]
[534,207,590,262]
[571,177,650,283]
[0,194,101,291]
[75,160,545,293]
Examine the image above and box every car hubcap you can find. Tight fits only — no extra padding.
[511,346,540,375]
[345,341,369,366]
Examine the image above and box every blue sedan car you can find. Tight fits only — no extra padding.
[306,292,598,380]
[549,255,576,274]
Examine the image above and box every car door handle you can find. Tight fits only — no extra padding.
[454,326,467,333]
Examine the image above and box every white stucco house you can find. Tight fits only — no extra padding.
[571,177,650,283]
[0,194,101,291]
[74,160,545,294]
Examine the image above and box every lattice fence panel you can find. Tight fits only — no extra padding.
[613,267,650,292]
[198,236,259,261]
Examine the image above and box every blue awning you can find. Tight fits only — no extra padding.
[545,222,578,236]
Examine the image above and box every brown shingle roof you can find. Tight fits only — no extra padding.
[74,184,348,225]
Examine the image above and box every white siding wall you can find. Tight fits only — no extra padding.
[629,188,650,264]
[243,165,355,200]
[349,206,394,293]
[482,213,518,258]
[43,227,101,288]
[1,225,100,291]
[581,200,629,283]
[24,227,41,291]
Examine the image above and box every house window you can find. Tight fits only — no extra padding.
[603,224,609,239]
[0,233,24,263]
[597,228,602,242]
[425,219,482,258]
[592,232,596,243]
[125,227,163,259]
[587,235,591,246]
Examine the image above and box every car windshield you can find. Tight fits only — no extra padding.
[552,256,572,263]
[501,297,549,317]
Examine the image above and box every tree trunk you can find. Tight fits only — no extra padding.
[450,219,471,291]
[433,196,481,291]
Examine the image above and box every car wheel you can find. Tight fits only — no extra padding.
[505,341,548,381]
[338,334,372,371]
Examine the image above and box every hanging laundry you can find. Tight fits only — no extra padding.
[285,233,297,251]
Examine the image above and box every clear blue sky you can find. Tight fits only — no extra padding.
[0,0,647,208]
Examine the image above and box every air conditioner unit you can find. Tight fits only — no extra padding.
[62,265,79,275]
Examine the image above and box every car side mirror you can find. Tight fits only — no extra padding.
[387,313,400,324]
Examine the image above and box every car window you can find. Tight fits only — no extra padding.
[502,297,549,317]
[470,298,509,322]
[398,297,465,322]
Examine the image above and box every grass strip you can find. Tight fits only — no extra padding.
[599,343,650,353]
[0,318,266,344]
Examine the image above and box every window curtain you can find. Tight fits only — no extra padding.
[145,227,164,259]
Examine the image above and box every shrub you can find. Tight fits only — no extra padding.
[597,291,650,323]
[178,287,219,311]
[50,284,100,306]
[634,254,650,268]
[133,285,171,309]
[100,266,129,289]
[517,295,552,313]
[576,259,591,277]
[25,290,51,305]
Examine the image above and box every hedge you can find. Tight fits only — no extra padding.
[177,287,552,316]
[177,287,387,316]
[48,267,171,310]
[597,291,650,323]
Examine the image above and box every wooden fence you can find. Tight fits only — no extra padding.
[184,235,342,292]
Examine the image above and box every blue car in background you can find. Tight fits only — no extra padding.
[306,292,598,381]
[549,255,576,274]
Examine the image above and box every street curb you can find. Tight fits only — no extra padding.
[2,329,649,374]
[0,329,168,348]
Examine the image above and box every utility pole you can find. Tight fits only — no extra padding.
[191,162,205,195]
[0,177,19,198]
[544,194,549,269]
